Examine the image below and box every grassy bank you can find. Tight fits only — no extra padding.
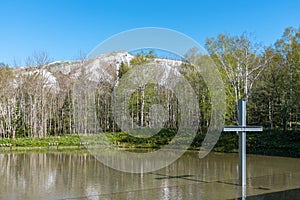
[200,130,300,157]
[1,129,299,157]
[0,135,81,147]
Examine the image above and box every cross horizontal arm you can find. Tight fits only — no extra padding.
[223,126,263,132]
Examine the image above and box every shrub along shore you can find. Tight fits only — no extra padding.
[0,129,299,157]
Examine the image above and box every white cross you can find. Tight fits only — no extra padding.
[223,99,263,187]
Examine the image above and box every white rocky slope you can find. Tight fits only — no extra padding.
[13,51,184,92]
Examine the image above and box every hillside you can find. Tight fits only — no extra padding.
[12,51,185,92]
[0,51,189,139]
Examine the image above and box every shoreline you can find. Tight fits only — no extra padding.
[1,144,299,158]
[1,131,299,158]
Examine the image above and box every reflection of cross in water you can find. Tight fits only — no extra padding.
[223,99,263,187]
[149,172,209,183]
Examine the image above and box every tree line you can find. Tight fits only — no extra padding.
[0,26,299,139]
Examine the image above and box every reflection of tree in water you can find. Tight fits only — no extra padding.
[0,152,300,199]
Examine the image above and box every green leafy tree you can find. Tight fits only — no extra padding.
[205,33,269,124]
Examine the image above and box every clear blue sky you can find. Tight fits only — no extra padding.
[1,0,299,66]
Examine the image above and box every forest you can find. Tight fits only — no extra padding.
[0,26,300,141]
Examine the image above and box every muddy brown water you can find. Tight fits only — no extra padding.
[0,150,299,200]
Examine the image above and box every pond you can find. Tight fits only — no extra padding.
[0,150,299,199]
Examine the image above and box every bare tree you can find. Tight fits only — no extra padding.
[25,51,51,68]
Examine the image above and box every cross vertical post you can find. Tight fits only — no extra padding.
[223,98,263,188]
[238,99,247,187]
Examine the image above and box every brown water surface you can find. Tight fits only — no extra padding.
[0,151,299,199]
